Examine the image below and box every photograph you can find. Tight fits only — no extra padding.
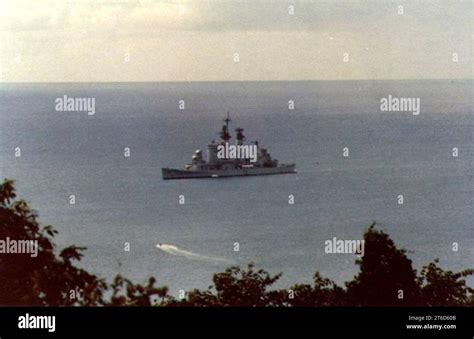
[0,0,473,335]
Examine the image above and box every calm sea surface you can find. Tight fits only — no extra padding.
[0,80,473,293]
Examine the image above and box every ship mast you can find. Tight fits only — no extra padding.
[235,127,245,145]
[219,111,232,142]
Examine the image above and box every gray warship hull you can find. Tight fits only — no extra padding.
[162,164,296,180]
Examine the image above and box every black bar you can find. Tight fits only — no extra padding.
[0,307,472,336]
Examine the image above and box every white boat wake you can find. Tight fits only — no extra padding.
[156,243,229,263]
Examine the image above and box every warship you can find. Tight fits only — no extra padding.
[162,114,296,180]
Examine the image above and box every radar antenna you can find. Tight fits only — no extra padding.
[219,111,232,142]
[235,127,245,145]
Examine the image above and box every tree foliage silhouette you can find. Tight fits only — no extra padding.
[0,179,107,306]
[169,264,283,307]
[419,259,473,306]
[346,223,423,306]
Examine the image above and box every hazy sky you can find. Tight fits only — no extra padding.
[0,0,472,82]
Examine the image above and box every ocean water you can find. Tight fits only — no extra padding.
[0,80,473,294]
